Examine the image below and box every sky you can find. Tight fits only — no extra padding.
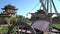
[0,0,60,18]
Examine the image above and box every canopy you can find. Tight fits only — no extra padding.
[31,20,50,32]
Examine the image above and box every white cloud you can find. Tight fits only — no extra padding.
[29,10,37,13]
[27,14,32,19]
[52,14,57,18]
[24,14,31,19]
[24,10,37,19]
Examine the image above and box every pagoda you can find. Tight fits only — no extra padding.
[30,10,54,21]
[30,10,60,23]
[0,4,18,17]
[0,4,18,25]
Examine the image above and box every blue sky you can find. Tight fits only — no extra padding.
[0,0,60,18]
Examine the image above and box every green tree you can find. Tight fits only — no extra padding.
[17,15,24,22]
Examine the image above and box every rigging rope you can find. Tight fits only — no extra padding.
[26,2,39,17]
[51,0,58,15]
[31,2,39,11]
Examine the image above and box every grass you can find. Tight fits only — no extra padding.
[0,26,8,34]
[52,24,60,29]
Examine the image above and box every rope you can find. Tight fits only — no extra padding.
[26,2,39,18]
[31,2,39,11]
[51,0,58,15]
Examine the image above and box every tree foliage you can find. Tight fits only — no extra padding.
[17,15,25,22]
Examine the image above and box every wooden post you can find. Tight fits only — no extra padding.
[44,28,49,34]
